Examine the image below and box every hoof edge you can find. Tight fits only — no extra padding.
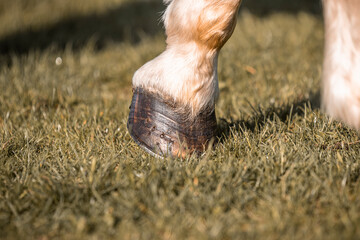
[127,88,217,158]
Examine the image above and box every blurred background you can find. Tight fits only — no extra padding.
[0,0,322,60]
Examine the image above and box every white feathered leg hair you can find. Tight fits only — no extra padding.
[322,0,360,129]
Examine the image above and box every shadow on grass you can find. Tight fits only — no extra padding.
[240,0,322,16]
[0,0,322,63]
[217,91,321,139]
[0,1,166,57]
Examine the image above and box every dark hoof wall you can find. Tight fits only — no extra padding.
[127,88,217,158]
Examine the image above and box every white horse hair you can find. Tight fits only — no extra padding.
[133,0,360,129]
[322,0,360,129]
[133,0,241,118]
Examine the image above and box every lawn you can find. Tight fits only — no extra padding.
[1,0,360,239]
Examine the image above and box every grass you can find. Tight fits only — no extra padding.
[1,0,360,239]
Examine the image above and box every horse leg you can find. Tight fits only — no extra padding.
[322,0,360,129]
[128,0,242,157]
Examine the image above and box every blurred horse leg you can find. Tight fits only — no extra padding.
[322,0,360,129]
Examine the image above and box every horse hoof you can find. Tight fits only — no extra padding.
[127,88,217,158]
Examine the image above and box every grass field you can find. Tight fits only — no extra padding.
[1,0,360,239]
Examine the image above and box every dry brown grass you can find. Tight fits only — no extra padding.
[1,0,359,239]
